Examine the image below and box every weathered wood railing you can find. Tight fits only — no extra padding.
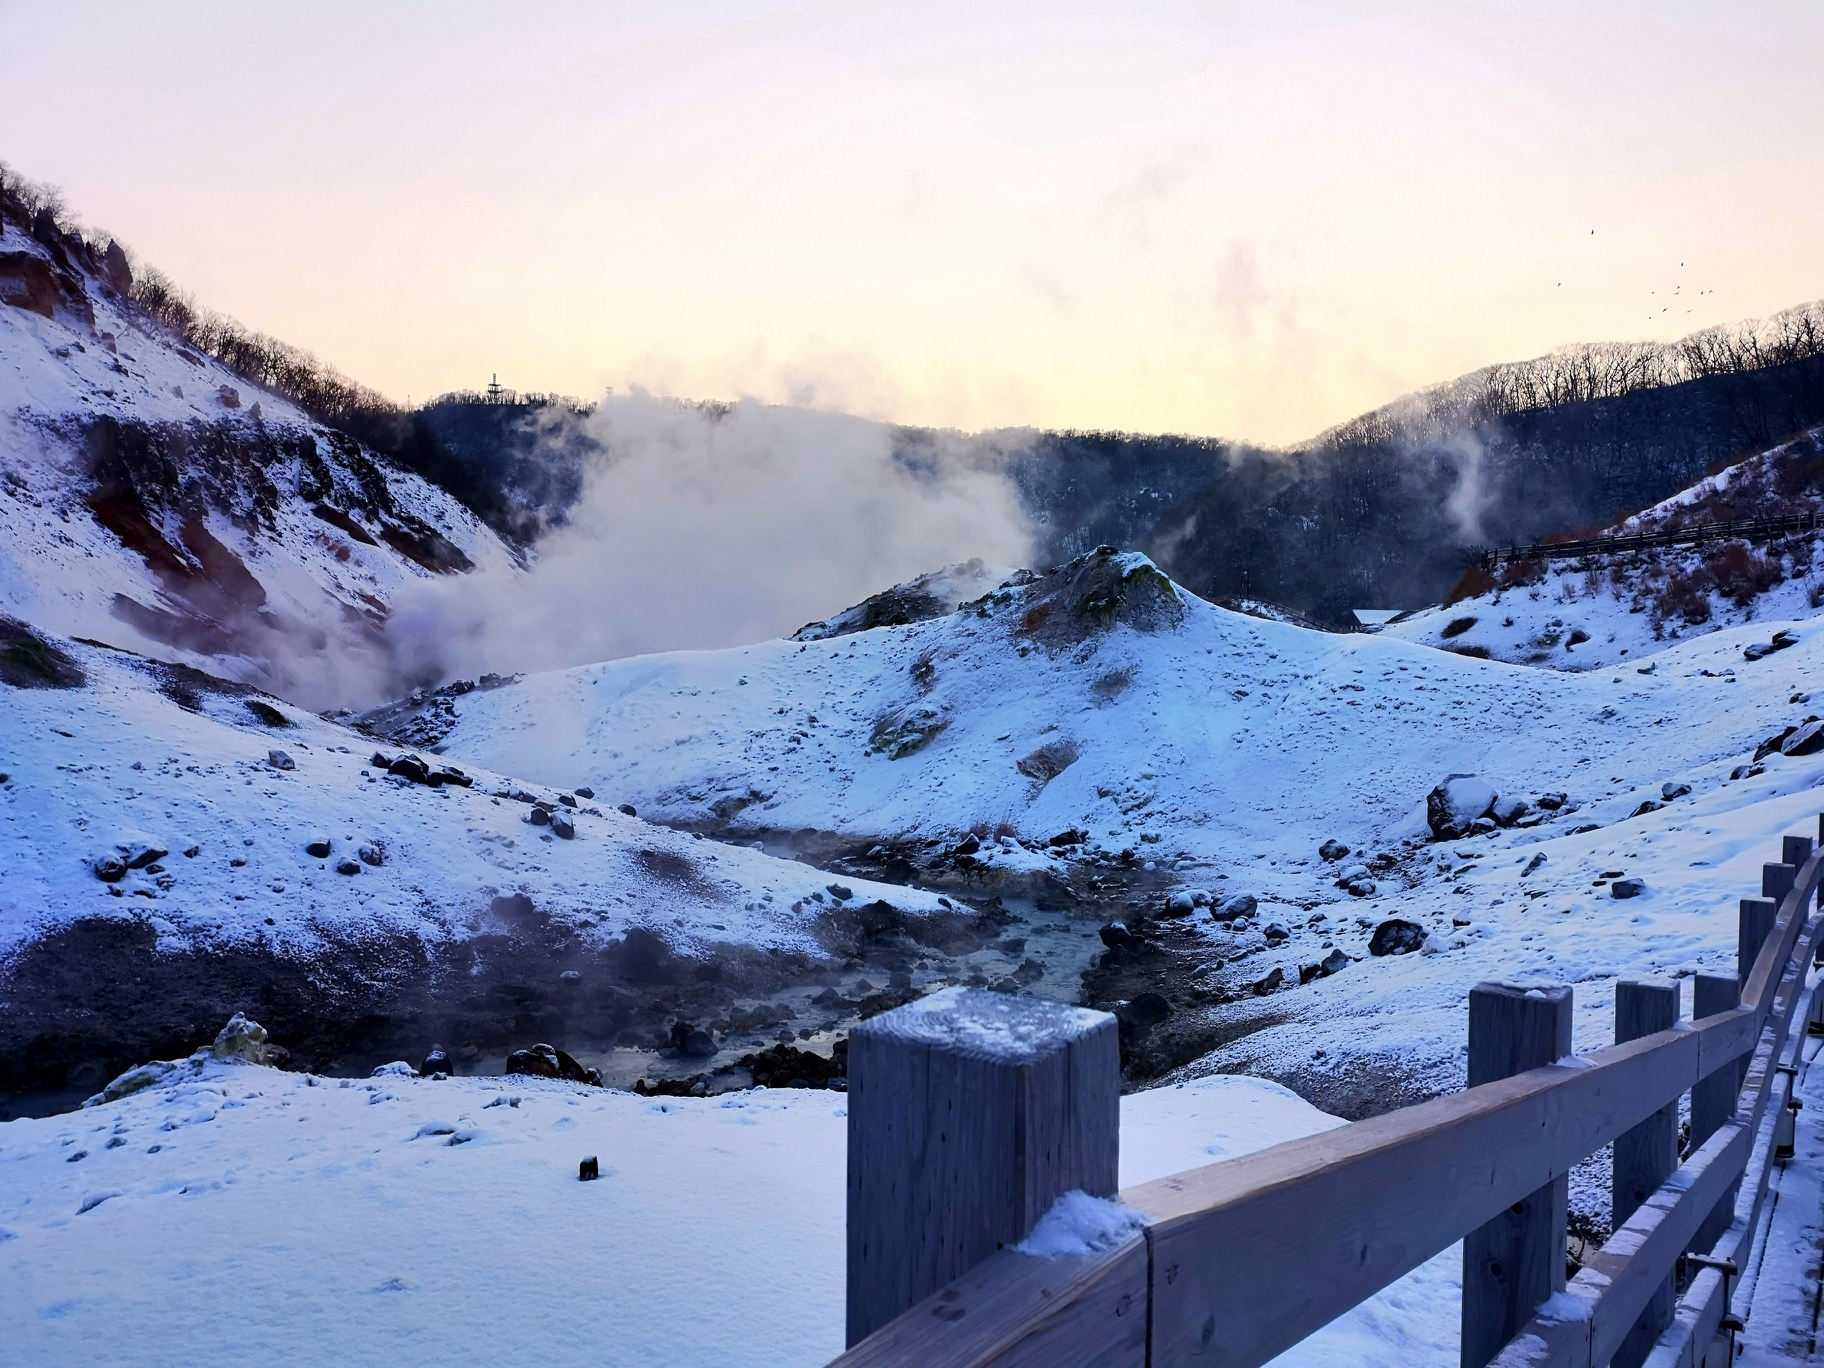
[831,820,1824,1368]
[1472,509,1824,571]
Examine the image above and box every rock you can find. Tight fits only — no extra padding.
[84,1059,179,1107]
[826,883,853,901]
[1210,893,1257,923]
[1369,919,1427,956]
[1491,796,1530,826]
[557,793,578,808]
[550,811,576,839]
[528,806,552,826]
[357,843,384,867]
[120,841,167,869]
[1730,764,1764,781]
[953,833,981,856]
[1336,863,1369,886]
[388,755,430,783]
[870,706,949,760]
[266,749,294,770]
[1251,967,1285,995]
[1426,774,1498,840]
[1263,922,1290,942]
[505,1044,561,1078]
[579,1156,600,1181]
[1566,628,1590,647]
[212,1012,282,1064]
[575,786,594,799]
[740,1042,848,1089]
[618,804,637,817]
[425,766,472,788]
[305,837,332,858]
[1017,739,1079,784]
[335,858,361,875]
[1754,728,1797,761]
[1319,947,1350,976]
[371,1060,415,1078]
[422,1046,453,1076]
[92,855,126,882]
[1161,891,1197,917]
[1318,839,1350,862]
[1347,879,1377,897]
[1048,828,1087,847]
[1537,793,1567,811]
[1522,852,1547,876]
[1661,782,1692,801]
[1098,921,1136,950]
[670,1021,718,1058]
[1611,878,1646,899]
[1630,800,1661,818]
[217,384,241,408]
[1783,721,1824,757]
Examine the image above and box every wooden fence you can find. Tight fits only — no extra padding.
[830,821,1824,1368]
[1472,510,1824,572]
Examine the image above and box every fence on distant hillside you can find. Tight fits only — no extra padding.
[1473,510,1824,572]
[830,823,1824,1368]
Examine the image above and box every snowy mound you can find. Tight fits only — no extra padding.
[1382,424,1824,672]
[0,213,512,710]
[0,622,955,1094]
[791,557,1018,640]
[0,1055,1460,1368]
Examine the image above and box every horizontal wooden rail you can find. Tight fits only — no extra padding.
[830,834,1824,1368]
[1473,510,1824,571]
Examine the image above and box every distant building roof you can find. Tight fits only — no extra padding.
[1352,609,1402,626]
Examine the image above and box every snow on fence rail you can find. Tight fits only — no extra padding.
[830,823,1824,1368]
[1471,510,1824,572]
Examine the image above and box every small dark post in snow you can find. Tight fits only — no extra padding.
[844,987,1119,1348]
[1461,982,1572,1368]
[1781,835,1813,874]
[1739,896,1777,989]
[1762,860,1795,905]
[1691,973,1741,1256]
[1611,980,1680,1368]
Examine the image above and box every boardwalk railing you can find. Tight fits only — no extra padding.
[1471,510,1824,572]
[831,820,1824,1368]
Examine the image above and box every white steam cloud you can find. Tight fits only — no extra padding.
[385,392,1033,685]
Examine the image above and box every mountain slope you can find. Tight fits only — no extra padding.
[0,205,512,709]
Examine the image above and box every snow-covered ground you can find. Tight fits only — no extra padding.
[0,214,516,710]
[0,1052,1455,1368]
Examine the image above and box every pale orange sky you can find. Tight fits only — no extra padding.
[4,1,1820,445]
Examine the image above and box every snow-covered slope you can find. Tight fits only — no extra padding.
[383,546,1824,1123]
[0,214,513,710]
[0,621,955,1095]
[1381,424,1824,672]
[0,1055,1456,1368]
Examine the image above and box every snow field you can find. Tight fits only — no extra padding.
[0,1059,1454,1368]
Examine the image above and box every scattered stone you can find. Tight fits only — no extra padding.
[1630,800,1661,818]
[1048,828,1087,847]
[422,1046,453,1076]
[1426,774,1498,840]
[1347,879,1377,897]
[1017,739,1079,784]
[579,1156,600,1181]
[1661,782,1692,801]
[550,811,576,839]
[305,837,332,858]
[1098,921,1136,950]
[1211,893,1257,923]
[334,858,361,875]
[528,806,552,827]
[1729,764,1765,782]
[1743,629,1800,662]
[1319,947,1350,977]
[740,1041,848,1089]
[670,1021,718,1059]
[575,786,595,799]
[388,755,430,783]
[618,804,637,817]
[1318,839,1350,862]
[371,1061,415,1078]
[1251,967,1285,995]
[1369,919,1427,956]
[1611,878,1646,899]
[357,843,384,867]
[1122,992,1173,1027]
[267,749,295,770]
[557,793,578,808]
[1537,793,1567,811]
[1263,922,1290,942]
[1491,796,1531,827]
[1161,891,1197,917]
[1522,852,1547,876]
[92,855,126,882]
[212,1012,285,1065]
[505,1043,602,1084]
[826,883,853,901]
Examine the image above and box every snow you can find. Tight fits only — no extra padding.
[1014,1189,1145,1258]
[0,1061,1455,1367]
[0,629,954,964]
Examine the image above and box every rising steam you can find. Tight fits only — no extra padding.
[384,392,1033,686]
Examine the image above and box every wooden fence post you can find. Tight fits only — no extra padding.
[1740,896,1777,993]
[1461,982,1573,1368]
[1690,973,1742,1257]
[1611,980,1680,1368]
[844,986,1120,1348]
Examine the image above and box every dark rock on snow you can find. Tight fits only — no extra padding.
[1318,839,1350,862]
[1610,878,1646,899]
[1426,774,1497,840]
[1369,919,1427,956]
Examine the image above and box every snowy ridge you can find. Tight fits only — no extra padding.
[0,216,515,709]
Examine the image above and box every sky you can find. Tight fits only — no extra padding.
[3,0,1820,446]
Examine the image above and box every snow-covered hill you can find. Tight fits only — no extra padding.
[1381,424,1824,672]
[0,212,513,710]
[0,620,959,1099]
[377,545,1824,1123]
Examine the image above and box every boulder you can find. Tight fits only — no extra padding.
[212,1012,283,1064]
[1263,922,1290,942]
[1661,782,1692,801]
[1536,792,1567,811]
[1098,921,1136,950]
[305,837,332,859]
[357,843,384,867]
[505,1044,562,1078]
[1491,796,1530,827]
[1211,893,1257,923]
[1319,947,1350,977]
[335,858,361,875]
[575,786,595,799]
[670,1022,718,1059]
[1251,967,1285,996]
[550,811,576,839]
[618,804,637,817]
[371,1061,415,1078]
[1347,879,1377,897]
[1611,878,1645,899]
[92,855,126,883]
[1782,721,1824,757]
[1426,774,1497,840]
[1369,919,1427,956]
[1318,839,1350,862]
[388,755,430,783]
[267,749,295,770]
[422,1046,453,1076]
[528,806,552,827]
[1161,891,1198,917]
[1122,992,1173,1027]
